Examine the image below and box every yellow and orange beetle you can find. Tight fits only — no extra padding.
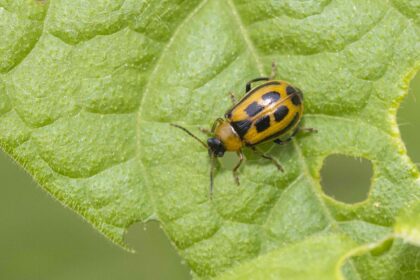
[172,63,316,195]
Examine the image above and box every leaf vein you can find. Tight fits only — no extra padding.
[227,0,266,76]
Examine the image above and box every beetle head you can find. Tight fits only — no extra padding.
[207,137,225,157]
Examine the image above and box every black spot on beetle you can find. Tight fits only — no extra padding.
[286,85,296,95]
[274,105,289,122]
[286,86,301,105]
[291,94,301,105]
[255,115,270,132]
[296,88,303,100]
[231,120,252,139]
[252,113,301,145]
[245,101,264,117]
[262,91,281,104]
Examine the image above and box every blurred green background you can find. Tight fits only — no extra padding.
[0,73,419,280]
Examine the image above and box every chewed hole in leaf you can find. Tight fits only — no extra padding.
[398,72,420,167]
[320,155,373,203]
[124,221,190,278]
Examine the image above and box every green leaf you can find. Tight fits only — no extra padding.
[217,233,357,280]
[343,202,420,280]
[395,201,420,246]
[0,0,419,278]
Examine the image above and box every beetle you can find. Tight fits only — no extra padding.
[171,63,316,196]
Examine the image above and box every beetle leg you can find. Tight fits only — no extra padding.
[232,150,244,185]
[245,77,270,92]
[291,126,318,137]
[300,127,318,133]
[229,91,237,104]
[270,61,277,80]
[273,126,317,145]
[250,146,284,172]
[199,127,212,136]
[274,138,291,145]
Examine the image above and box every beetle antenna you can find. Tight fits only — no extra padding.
[209,152,216,199]
[170,123,208,149]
